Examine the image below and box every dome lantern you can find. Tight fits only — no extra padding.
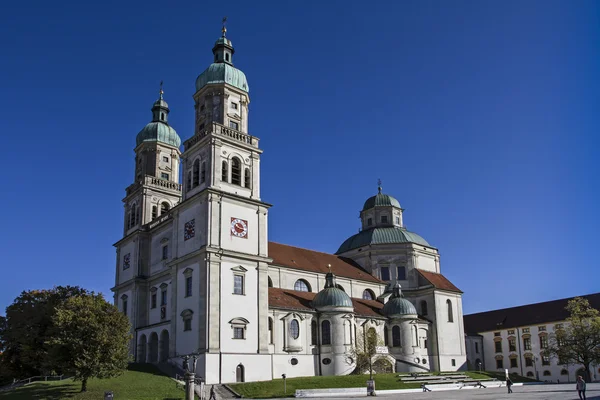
[135,84,181,148]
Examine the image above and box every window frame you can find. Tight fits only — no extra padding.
[233,274,245,295]
[321,320,331,345]
[294,279,311,292]
[290,319,300,340]
[160,172,169,180]
[380,266,390,281]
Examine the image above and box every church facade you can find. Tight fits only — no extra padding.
[111,28,466,384]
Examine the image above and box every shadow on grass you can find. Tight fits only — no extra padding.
[0,383,79,400]
[128,363,170,377]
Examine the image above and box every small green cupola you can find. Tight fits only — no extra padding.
[136,84,181,148]
[382,283,417,318]
[213,20,235,65]
[312,266,354,312]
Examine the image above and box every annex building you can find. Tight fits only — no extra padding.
[111,27,466,384]
[464,293,600,383]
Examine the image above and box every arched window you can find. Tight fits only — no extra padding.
[268,276,273,287]
[362,289,375,300]
[152,206,157,220]
[200,162,206,183]
[231,158,241,186]
[225,53,230,62]
[130,204,137,227]
[413,325,418,344]
[268,317,273,344]
[193,159,200,187]
[447,299,454,322]
[543,370,551,376]
[161,113,165,121]
[244,168,250,188]
[421,300,428,316]
[311,320,318,345]
[236,364,244,383]
[561,369,568,375]
[294,279,311,292]
[384,326,389,346]
[526,371,534,377]
[221,161,228,182]
[290,319,300,339]
[161,202,170,215]
[321,320,331,345]
[392,326,401,347]
[186,171,191,191]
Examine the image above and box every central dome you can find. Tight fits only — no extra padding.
[362,192,401,211]
[195,63,249,93]
[336,227,430,254]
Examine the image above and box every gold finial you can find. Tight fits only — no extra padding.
[221,16,228,37]
[159,80,164,99]
[327,264,332,273]
[377,178,382,194]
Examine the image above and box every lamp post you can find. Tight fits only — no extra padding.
[282,374,286,395]
[478,362,482,372]
[533,356,539,381]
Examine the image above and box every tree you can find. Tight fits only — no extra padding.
[544,297,600,382]
[50,293,131,392]
[350,326,385,379]
[0,286,90,378]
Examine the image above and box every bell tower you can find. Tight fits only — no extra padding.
[123,84,183,234]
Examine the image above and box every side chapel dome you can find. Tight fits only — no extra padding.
[383,283,417,318]
[312,270,353,311]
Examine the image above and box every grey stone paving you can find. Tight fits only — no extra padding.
[279,383,600,400]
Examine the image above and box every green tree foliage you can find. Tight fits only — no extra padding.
[50,293,131,392]
[544,297,600,382]
[0,286,90,378]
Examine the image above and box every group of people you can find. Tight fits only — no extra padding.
[506,375,587,399]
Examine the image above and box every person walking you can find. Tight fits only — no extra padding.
[506,377,513,394]
[209,385,217,400]
[576,375,587,400]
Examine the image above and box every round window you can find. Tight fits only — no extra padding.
[290,358,298,366]
[322,358,331,365]
[290,319,300,339]
[422,358,427,364]
[414,357,420,363]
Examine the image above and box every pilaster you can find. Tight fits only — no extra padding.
[208,257,221,352]
[257,261,269,353]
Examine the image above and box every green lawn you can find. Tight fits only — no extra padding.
[0,364,185,400]
[229,371,540,398]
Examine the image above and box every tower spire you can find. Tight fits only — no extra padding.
[378,178,382,194]
[221,16,227,37]
[159,80,164,100]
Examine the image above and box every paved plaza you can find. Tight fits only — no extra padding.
[283,383,600,400]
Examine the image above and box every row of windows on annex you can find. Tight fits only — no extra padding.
[493,354,553,370]
[493,330,549,353]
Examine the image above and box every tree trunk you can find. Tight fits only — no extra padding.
[583,363,591,383]
[81,378,88,392]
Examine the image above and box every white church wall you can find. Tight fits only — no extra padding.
[175,261,201,356]
[434,292,466,371]
[118,240,136,284]
[220,199,258,254]
[177,201,205,257]
[415,252,437,272]
[149,225,173,275]
[272,354,317,379]
[220,354,272,384]
[220,259,259,353]
[147,277,171,326]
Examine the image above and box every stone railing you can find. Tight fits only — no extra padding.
[145,176,182,192]
[184,122,259,151]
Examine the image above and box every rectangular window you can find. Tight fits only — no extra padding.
[231,102,238,109]
[234,275,244,295]
[523,337,531,350]
[555,323,563,329]
[507,329,515,335]
[540,335,548,349]
[495,341,502,353]
[161,172,169,180]
[233,327,244,339]
[494,332,501,337]
[542,355,550,365]
[229,121,239,130]
[162,245,168,260]
[151,293,157,309]
[185,276,192,297]
[523,328,530,333]
[367,218,372,226]
[451,359,456,367]
[162,156,169,162]
[475,342,479,353]
[123,300,127,316]
[395,216,400,224]
[538,326,546,332]
[496,359,503,369]
[184,319,192,331]
[510,358,518,368]
[397,266,406,280]
[161,290,167,306]
[381,215,388,223]
[200,104,205,111]
[509,338,516,352]
[380,266,390,281]
[525,357,533,367]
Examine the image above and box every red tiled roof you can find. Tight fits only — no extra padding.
[268,288,385,318]
[269,242,382,284]
[464,293,600,334]
[417,270,462,293]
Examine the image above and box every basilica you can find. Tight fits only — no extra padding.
[112,27,466,384]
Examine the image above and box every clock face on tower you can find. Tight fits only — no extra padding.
[230,217,248,238]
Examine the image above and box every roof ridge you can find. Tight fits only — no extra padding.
[465,292,600,316]
[269,241,339,258]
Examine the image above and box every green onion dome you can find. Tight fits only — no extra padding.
[363,192,401,211]
[312,271,353,312]
[135,89,181,148]
[382,284,417,318]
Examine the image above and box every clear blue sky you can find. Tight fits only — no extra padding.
[1,0,598,315]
